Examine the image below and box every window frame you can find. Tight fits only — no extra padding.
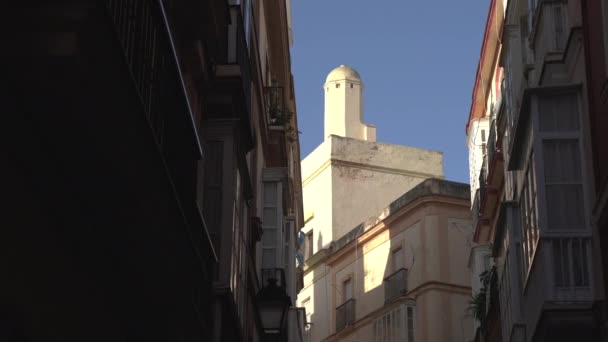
[342,277,353,303]
[373,302,416,342]
[261,179,283,269]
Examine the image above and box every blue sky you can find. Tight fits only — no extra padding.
[290,0,489,184]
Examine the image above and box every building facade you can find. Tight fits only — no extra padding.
[466,0,608,341]
[3,1,304,342]
[581,0,608,333]
[300,179,474,342]
[298,66,474,342]
[301,65,445,251]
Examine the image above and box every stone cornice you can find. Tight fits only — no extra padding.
[302,157,443,187]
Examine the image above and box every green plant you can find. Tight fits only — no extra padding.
[470,290,487,327]
[468,265,497,331]
[270,109,292,126]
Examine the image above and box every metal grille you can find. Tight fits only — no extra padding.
[105,0,199,155]
[336,299,356,332]
[384,268,408,303]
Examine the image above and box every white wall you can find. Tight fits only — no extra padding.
[301,136,444,250]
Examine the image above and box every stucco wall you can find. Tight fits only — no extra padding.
[298,193,473,342]
[301,135,444,251]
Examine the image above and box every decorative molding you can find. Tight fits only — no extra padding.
[302,157,443,186]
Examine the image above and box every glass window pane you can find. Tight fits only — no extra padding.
[543,139,581,182]
[539,94,579,132]
[573,239,589,286]
[546,184,584,229]
[264,182,277,206]
[263,208,277,226]
[407,306,414,342]
[262,228,276,245]
[262,249,276,268]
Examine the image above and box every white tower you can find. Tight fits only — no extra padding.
[323,65,376,141]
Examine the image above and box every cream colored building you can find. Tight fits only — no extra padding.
[299,179,474,342]
[298,66,473,342]
[301,65,444,251]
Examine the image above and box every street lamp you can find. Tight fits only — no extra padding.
[257,277,291,341]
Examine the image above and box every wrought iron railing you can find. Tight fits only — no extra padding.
[479,156,488,208]
[550,237,591,290]
[487,118,497,169]
[384,268,408,303]
[261,268,287,289]
[105,0,202,158]
[226,6,252,118]
[264,86,292,126]
[336,298,356,332]
[106,0,215,303]
[472,189,481,232]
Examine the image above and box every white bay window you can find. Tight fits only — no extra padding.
[509,86,592,291]
[373,303,416,342]
[262,180,283,269]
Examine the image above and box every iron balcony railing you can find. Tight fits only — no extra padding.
[106,1,216,331]
[479,155,488,208]
[472,189,481,232]
[264,86,292,126]
[261,268,287,289]
[105,0,202,159]
[384,268,408,303]
[225,5,252,119]
[336,298,356,332]
[487,118,497,170]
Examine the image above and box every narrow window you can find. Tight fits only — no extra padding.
[350,83,354,88]
[343,278,353,302]
[336,83,340,88]
[392,247,404,272]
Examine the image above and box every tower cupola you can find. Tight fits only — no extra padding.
[323,65,375,141]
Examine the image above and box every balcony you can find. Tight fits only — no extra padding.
[106,0,203,159]
[212,5,254,148]
[264,86,293,127]
[473,185,491,243]
[479,157,488,212]
[483,114,504,223]
[336,299,356,332]
[530,0,569,61]
[472,189,481,233]
[106,0,217,272]
[548,237,593,301]
[521,236,596,340]
[384,268,408,303]
[261,268,287,289]
[487,119,498,172]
